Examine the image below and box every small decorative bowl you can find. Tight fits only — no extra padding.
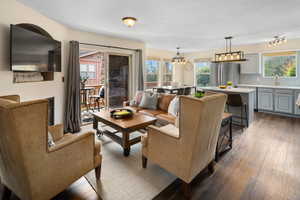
[110,108,134,119]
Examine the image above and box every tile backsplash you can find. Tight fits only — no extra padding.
[240,74,300,86]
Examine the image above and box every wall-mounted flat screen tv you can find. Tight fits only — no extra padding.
[10,24,61,72]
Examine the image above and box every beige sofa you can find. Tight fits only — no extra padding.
[141,93,227,198]
[124,93,177,124]
[0,95,102,200]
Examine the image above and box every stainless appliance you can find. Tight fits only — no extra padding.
[210,63,240,86]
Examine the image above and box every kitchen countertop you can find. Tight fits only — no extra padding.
[198,87,256,94]
[237,84,300,90]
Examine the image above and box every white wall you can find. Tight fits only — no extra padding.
[0,0,145,123]
[185,38,300,86]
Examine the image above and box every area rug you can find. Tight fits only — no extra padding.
[83,126,176,200]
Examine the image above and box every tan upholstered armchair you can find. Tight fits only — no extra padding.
[0,95,102,200]
[142,93,227,198]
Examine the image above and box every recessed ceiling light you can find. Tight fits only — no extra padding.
[122,17,137,27]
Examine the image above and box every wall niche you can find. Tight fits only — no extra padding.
[13,72,54,83]
[11,23,59,83]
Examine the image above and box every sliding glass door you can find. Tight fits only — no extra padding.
[79,45,132,125]
[107,54,130,107]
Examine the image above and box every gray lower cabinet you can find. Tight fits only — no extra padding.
[258,89,273,111]
[240,86,299,116]
[274,93,293,114]
[295,90,300,115]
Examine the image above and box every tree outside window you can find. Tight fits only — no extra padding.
[145,60,159,89]
[195,61,211,86]
[263,52,297,78]
[163,61,173,86]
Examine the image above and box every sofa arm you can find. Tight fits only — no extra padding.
[49,131,95,153]
[143,125,180,156]
[148,125,180,140]
[0,95,20,103]
[48,124,64,142]
[46,132,96,185]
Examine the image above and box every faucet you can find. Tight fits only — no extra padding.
[274,74,280,86]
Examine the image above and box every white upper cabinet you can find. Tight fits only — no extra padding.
[240,53,260,74]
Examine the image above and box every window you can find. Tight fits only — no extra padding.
[162,61,173,86]
[80,64,96,79]
[145,60,159,89]
[263,51,297,78]
[195,61,211,86]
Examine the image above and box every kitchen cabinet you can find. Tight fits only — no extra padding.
[295,90,300,115]
[274,90,294,114]
[258,88,273,111]
[240,53,260,74]
[238,85,300,117]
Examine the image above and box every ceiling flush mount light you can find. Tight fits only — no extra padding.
[213,36,246,63]
[122,17,137,27]
[268,36,287,47]
[172,47,187,65]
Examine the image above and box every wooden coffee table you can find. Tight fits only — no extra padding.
[92,110,157,156]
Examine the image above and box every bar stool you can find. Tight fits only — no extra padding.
[156,88,166,93]
[183,87,191,95]
[226,94,248,127]
[176,88,185,95]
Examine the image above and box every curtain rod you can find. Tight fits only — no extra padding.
[79,42,139,52]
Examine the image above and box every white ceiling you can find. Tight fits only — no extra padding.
[18,0,300,52]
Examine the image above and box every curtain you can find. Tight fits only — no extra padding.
[64,41,81,133]
[136,49,144,91]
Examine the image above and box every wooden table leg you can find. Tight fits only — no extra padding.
[122,131,130,157]
[93,117,102,136]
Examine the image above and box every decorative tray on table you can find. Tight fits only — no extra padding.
[110,108,134,119]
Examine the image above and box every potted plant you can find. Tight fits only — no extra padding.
[80,76,89,89]
[194,91,205,98]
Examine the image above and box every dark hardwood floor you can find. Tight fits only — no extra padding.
[1,113,300,200]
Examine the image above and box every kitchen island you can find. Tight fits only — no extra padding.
[198,87,256,126]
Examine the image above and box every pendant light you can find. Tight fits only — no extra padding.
[172,47,187,65]
[212,36,246,63]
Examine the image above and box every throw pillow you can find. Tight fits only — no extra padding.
[168,97,179,117]
[130,91,144,106]
[139,93,158,110]
[48,132,55,147]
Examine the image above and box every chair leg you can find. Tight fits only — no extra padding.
[142,156,148,168]
[245,104,248,127]
[181,181,192,199]
[241,106,244,127]
[2,185,11,200]
[208,161,215,175]
[95,165,101,180]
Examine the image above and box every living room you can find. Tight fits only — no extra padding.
[1,0,300,200]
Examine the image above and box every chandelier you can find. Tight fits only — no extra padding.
[172,47,187,65]
[268,36,287,47]
[213,36,246,63]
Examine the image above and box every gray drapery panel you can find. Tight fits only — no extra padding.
[64,41,81,133]
[137,49,144,91]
